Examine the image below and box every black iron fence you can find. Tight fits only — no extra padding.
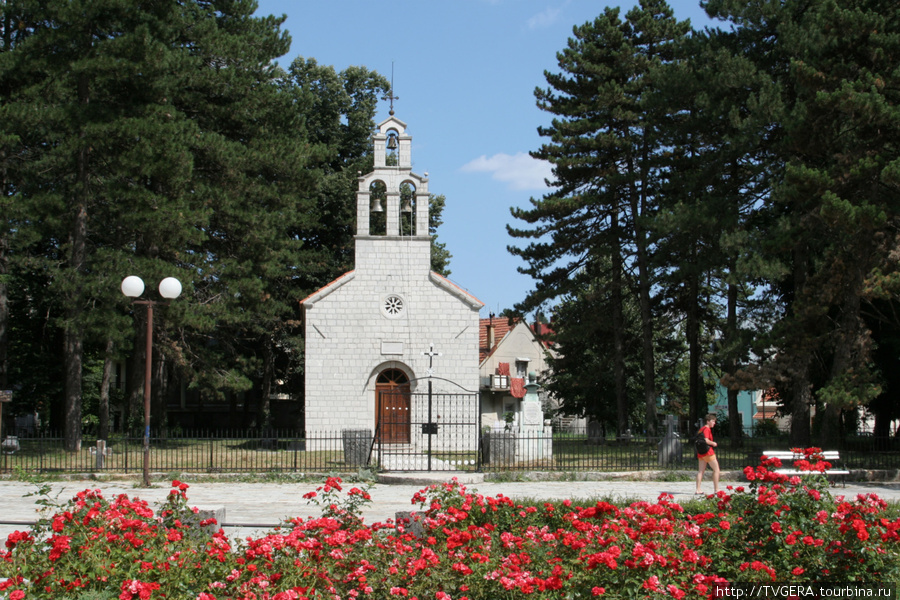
[1,428,898,475]
[483,429,900,472]
[0,430,349,475]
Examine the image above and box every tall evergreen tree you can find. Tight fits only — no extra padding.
[704,0,900,444]
[0,0,389,442]
[1,0,227,449]
[650,26,779,440]
[510,0,690,436]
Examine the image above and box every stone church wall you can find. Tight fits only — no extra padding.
[304,237,481,433]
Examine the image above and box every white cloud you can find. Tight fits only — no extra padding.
[460,152,553,191]
[526,6,562,30]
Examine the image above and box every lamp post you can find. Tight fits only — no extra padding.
[121,275,182,486]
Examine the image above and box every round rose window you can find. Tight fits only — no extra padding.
[382,294,405,318]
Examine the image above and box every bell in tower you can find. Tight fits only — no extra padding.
[357,115,430,244]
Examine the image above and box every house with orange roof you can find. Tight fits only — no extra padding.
[479,315,556,429]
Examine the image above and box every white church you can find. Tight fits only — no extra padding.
[301,114,484,445]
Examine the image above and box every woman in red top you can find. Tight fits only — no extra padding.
[695,413,720,494]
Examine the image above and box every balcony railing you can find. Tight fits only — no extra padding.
[489,374,510,390]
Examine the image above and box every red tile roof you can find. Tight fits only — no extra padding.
[754,406,779,420]
[479,316,518,363]
[530,322,555,349]
[479,317,555,362]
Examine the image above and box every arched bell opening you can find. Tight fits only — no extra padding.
[369,180,387,236]
[400,181,417,236]
[385,129,400,166]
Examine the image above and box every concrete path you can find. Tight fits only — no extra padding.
[2,473,898,543]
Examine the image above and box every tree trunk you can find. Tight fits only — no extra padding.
[611,213,628,437]
[819,265,865,446]
[789,237,812,447]
[63,63,93,452]
[636,241,657,436]
[258,337,274,431]
[63,321,84,451]
[628,186,657,437]
[63,201,86,451]
[99,339,114,440]
[632,132,657,437]
[0,8,10,395]
[0,235,7,395]
[64,153,89,451]
[687,248,701,431]
[726,281,742,447]
[790,366,812,447]
[230,392,240,429]
[872,413,891,439]
[127,312,147,433]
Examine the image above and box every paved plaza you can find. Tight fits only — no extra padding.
[1,473,899,542]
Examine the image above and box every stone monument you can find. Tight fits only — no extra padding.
[515,372,553,463]
[657,414,682,466]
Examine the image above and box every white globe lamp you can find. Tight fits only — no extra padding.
[121,275,145,298]
[158,277,182,300]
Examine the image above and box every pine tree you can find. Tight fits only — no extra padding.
[511,0,690,436]
[704,0,900,444]
[1,0,229,448]
[650,25,779,441]
[0,0,350,442]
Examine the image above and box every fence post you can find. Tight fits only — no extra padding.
[208,433,214,472]
[476,403,483,472]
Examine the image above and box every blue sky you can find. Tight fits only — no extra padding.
[254,1,718,317]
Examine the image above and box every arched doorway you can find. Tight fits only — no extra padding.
[376,368,411,444]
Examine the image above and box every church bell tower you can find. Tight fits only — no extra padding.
[354,116,431,273]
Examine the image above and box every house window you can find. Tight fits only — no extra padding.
[515,360,528,379]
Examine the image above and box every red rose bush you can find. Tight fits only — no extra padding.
[1,450,899,599]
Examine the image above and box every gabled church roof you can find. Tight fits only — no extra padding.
[299,271,355,308]
[299,270,483,311]
[429,272,484,310]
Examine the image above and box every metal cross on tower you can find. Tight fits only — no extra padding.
[387,62,399,116]
[422,342,442,377]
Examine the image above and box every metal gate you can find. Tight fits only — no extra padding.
[374,381,480,471]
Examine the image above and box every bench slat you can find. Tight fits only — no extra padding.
[758,450,847,486]
[774,469,850,475]
[763,450,840,459]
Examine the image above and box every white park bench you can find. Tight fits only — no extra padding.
[762,450,849,486]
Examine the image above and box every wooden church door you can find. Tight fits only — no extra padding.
[376,368,411,444]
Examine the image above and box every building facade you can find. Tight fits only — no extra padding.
[301,116,483,438]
